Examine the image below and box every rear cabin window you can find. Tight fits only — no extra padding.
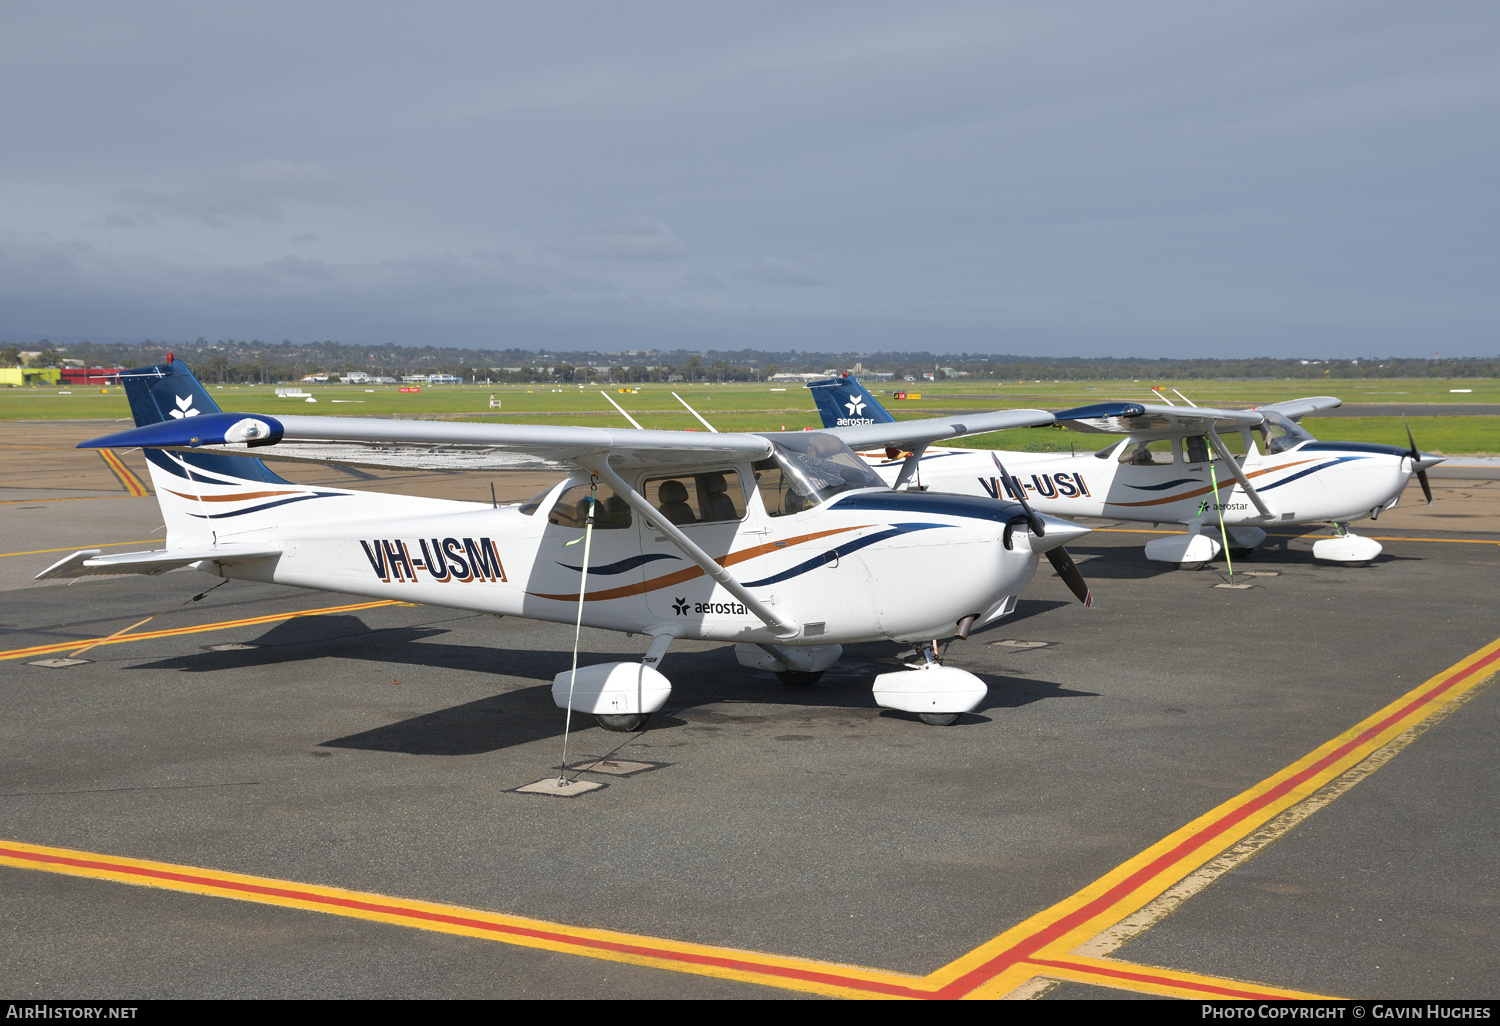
[643,471,745,527]
[1119,439,1177,466]
[548,482,632,530]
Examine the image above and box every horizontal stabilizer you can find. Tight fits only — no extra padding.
[823,408,1054,450]
[36,545,282,581]
[1251,396,1342,421]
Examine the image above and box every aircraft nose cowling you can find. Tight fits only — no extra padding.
[1028,514,1091,554]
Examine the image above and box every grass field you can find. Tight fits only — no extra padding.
[5,377,1497,453]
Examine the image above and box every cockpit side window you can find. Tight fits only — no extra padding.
[1180,435,1211,464]
[755,433,885,515]
[643,471,746,526]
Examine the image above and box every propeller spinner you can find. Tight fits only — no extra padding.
[992,454,1094,608]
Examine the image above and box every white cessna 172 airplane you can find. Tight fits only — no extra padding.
[810,376,1444,569]
[39,358,1095,728]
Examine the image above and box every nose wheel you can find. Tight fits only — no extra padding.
[595,713,651,732]
[776,670,825,686]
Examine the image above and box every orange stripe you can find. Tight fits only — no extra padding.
[0,600,404,661]
[97,449,149,497]
[164,488,305,503]
[527,526,865,603]
[2,639,1494,998]
[932,639,1500,997]
[1024,957,1300,1000]
[1103,458,1321,508]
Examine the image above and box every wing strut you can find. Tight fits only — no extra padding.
[672,392,719,433]
[1205,428,1277,521]
[600,391,644,430]
[891,444,927,490]
[585,459,802,640]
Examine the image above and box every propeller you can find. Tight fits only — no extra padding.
[1403,414,1434,505]
[992,454,1093,608]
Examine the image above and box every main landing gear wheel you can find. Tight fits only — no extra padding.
[1179,561,1207,571]
[776,670,824,686]
[919,712,961,726]
[1229,548,1256,560]
[595,713,650,732]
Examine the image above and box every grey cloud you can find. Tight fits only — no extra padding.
[115,161,344,227]
[548,216,688,261]
[3,4,1498,356]
[683,270,728,290]
[268,255,333,280]
[734,258,834,287]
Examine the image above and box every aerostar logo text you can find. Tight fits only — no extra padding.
[834,395,876,426]
[360,537,506,584]
[672,598,748,616]
[980,472,1090,501]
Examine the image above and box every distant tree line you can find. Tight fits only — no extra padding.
[5,336,1496,382]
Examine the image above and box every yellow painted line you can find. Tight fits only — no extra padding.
[938,636,1500,998]
[3,635,1495,998]
[0,838,927,1000]
[0,539,164,559]
[1,599,406,662]
[97,448,149,496]
[0,496,136,505]
[1019,955,1328,1001]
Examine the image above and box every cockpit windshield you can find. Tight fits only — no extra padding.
[754,432,887,515]
[1259,411,1314,454]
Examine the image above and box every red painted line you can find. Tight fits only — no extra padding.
[1025,958,1288,1000]
[935,645,1500,997]
[0,846,928,998]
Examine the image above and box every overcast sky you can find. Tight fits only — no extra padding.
[2,2,1496,357]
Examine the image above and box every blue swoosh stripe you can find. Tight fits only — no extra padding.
[1258,457,1362,492]
[1124,478,1201,491]
[188,493,344,518]
[557,552,682,576]
[741,523,947,588]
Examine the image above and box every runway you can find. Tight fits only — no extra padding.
[1,432,1497,998]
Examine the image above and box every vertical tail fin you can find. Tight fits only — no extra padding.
[807,375,895,428]
[120,358,300,547]
[120,358,290,487]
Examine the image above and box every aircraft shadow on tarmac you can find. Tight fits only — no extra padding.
[130,615,1097,754]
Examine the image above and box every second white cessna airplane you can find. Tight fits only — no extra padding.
[39,358,1094,730]
[810,376,1444,569]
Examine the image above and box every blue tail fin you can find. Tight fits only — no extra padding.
[808,375,896,428]
[121,358,289,485]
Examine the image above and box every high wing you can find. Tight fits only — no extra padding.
[1251,396,1341,421]
[78,412,772,473]
[78,407,1056,473]
[1050,401,1263,437]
